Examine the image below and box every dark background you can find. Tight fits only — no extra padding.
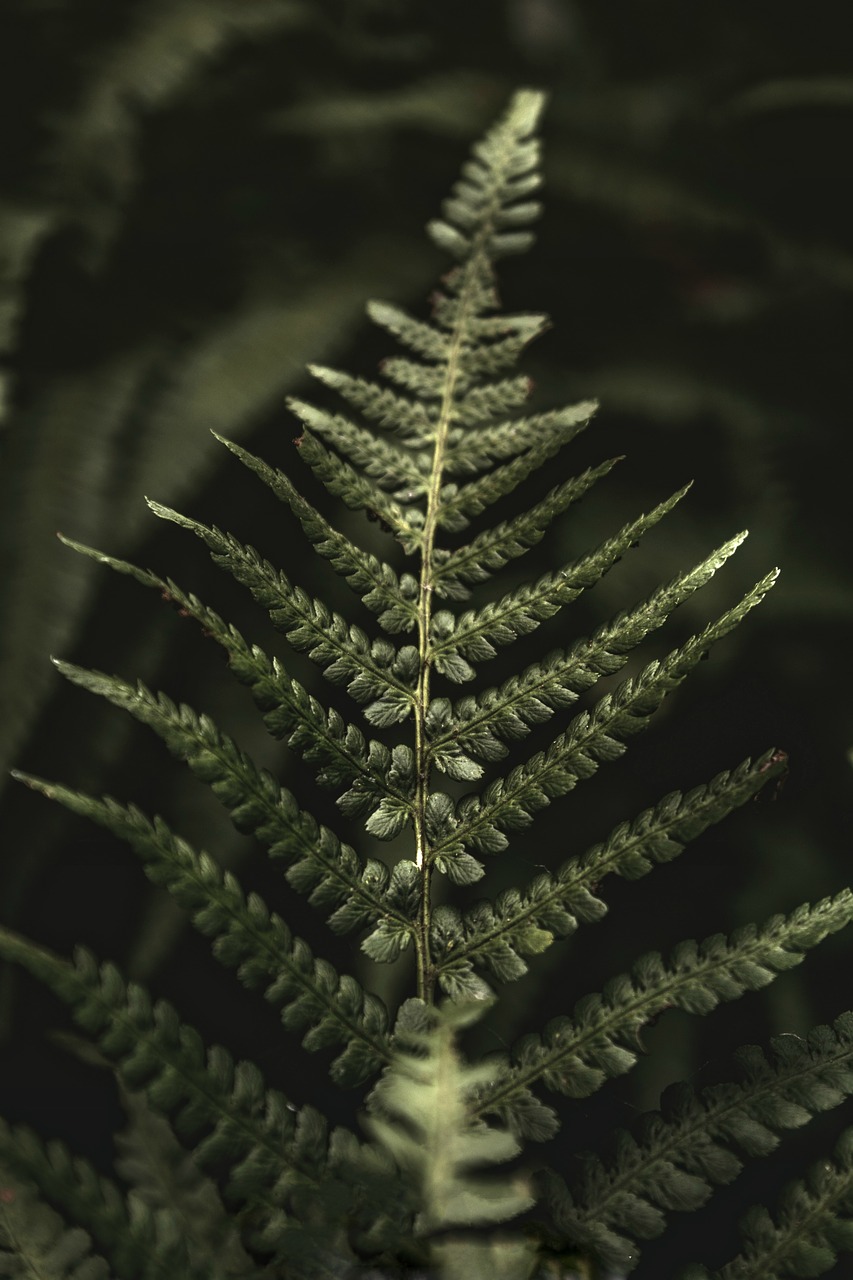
[2,2,853,1275]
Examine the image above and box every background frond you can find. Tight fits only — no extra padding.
[0,1173,110,1280]
[0,1119,199,1280]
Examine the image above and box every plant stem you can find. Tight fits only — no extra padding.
[413,257,482,1007]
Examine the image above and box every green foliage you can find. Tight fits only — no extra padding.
[2,87,851,1280]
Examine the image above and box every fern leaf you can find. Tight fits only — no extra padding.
[0,1174,110,1280]
[426,86,545,261]
[450,570,778,855]
[376,299,545,378]
[56,537,408,805]
[546,1012,853,1273]
[435,407,599,533]
[7,782,392,1086]
[290,431,424,550]
[213,432,419,632]
[288,398,429,494]
[430,531,749,767]
[0,1120,203,1280]
[0,927,370,1253]
[365,1002,533,1239]
[430,486,690,677]
[144,505,419,722]
[687,1127,853,1279]
[113,1091,260,1279]
[442,400,596,475]
[433,457,619,596]
[474,892,853,1137]
[306,364,435,442]
[51,662,412,936]
[433,750,788,987]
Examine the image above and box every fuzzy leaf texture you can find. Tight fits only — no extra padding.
[2,87,851,1280]
[365,1002,533,1240]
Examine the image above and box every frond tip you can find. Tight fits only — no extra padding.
[427,89,547,261]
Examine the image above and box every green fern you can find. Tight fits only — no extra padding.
[2,88,851,1279]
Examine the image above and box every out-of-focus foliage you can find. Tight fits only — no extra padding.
[1,4,851,1275]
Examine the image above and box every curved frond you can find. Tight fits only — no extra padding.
[7,87,818,1278]
[8,780,392,1086]
[474,891,853,1137]
[547,1012,853,1272]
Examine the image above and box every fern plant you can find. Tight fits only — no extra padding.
[2,88,852,1280]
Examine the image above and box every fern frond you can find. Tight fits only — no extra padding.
[213,433,419,632]
[430,531,749,769]
[449,570,778,855]
[0,1173,110,1280]
[366,1002,533,1238]
[289,431,425,550]
[441,400,596,474]
[56,538,408,809]
[113,1092,260,1279]
[432,457,618,597]
[145,504,419,724]
[7,781,392,1086]
[0,1120,201,1280]
[306,364,435,442]
[50,662,412,936]
[474,891,853,1137]
[435,407,599,533]
[433,750,787,988]
[430,486,691,679]
[0,927,368,1255]
[686,1127,853,1279]
[288,398,429,494]
[426,86,545,262]
[546,1012,853,1272]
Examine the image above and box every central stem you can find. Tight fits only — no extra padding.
[412,264,478,1006]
